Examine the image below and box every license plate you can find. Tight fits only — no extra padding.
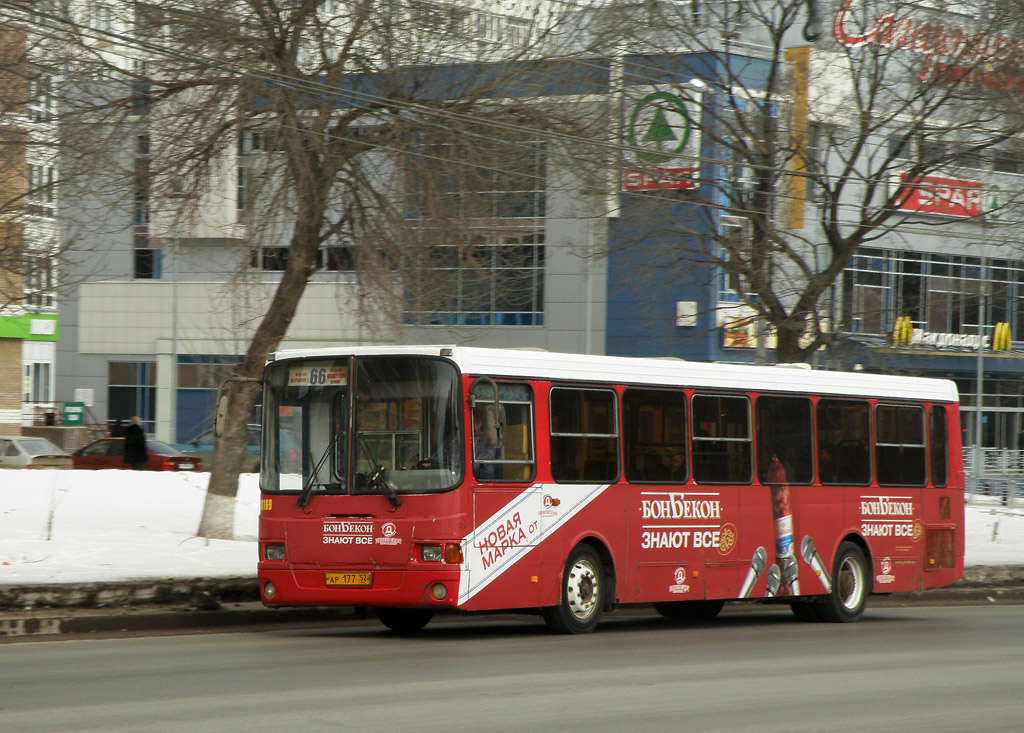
[325,571,373,587]
[179,463,195,470]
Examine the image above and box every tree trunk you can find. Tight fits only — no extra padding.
[196,222,322,539]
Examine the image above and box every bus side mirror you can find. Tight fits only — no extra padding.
[213,376,263,439]
[213,391,230,439]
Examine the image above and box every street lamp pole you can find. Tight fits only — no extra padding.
[170,233,178,444]
[974,257,987,483]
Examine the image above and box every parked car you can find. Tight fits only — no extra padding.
[0,436,73,469]
[175,427,261,472]
[72,438,203,471]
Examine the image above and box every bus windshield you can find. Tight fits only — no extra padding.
[263,355,462,496]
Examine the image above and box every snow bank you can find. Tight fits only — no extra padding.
[0,471,1020,585]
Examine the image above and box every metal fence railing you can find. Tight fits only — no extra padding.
[963,448,1024,507]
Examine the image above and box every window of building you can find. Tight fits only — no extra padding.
[875,404,926,487]
[237,165,251,213]
[817,399,871,485]
[324,245,355,271]
[755,395,813,484]
[134,248,157,279]
[550,387,618,482]
[993,149,1023,174]
[718,215,749,303]
[108,361,156,432]
[405,228,544,326]
[843,250,1024,337]
[623,389,687,483]
[470,381,534,481]
[888,132,911,160]
[90,3,113,32]
[474,12,529,46]
[27,74,55,123]
[691,394,751,484]
[403,128,545,326]
[24,254,55,308]
[26,163,56,218]
[24,362,52,403]
[842,247,889,334]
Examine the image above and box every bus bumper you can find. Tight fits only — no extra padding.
[258,565,464,609]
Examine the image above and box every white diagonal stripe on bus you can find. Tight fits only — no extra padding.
[457,483,609,606]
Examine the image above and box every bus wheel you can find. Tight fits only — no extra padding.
[818,542,871,623]
[654,600,724,623]
[377,608,433,633]
[543,544,604,634]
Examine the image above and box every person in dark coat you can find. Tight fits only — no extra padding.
[123,416,148,470]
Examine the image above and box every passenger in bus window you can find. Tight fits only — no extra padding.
[472,407,498,479]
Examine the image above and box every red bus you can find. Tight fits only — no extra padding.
[257,346,964,633]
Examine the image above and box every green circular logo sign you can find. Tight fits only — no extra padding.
[627,91,693,165]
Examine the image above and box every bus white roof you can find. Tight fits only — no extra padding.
[269,345,959,403]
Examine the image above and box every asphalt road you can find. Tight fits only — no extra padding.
[2,604,1022,731]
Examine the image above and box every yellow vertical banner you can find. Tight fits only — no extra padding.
[786,46,810,230]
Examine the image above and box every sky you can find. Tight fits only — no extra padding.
[0,471,1020,586]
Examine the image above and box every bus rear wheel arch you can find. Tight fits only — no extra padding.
[543,543,607,634]
[817,540,871,623]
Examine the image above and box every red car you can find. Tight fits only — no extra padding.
[73,438,204,471]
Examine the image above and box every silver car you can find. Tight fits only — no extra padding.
[0,436,73,469]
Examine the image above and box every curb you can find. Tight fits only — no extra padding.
[2,567,1022,639]
[0,604,361,639]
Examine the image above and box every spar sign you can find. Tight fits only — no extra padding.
[622,85,702,191]
[892,172,993,219]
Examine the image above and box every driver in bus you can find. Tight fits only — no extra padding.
[410,408,497,478]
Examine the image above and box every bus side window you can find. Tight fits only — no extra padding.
[755,395,813,484]
[930,405,949,488]
[817,399,871,485]
[471,381,535,482]
[623,388,687,483]
[550,387,619,483]
[876,404,926,487]
[691,394,751,484]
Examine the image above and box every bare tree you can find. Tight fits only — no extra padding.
[600,0,1024,362]
[6,0,602,537]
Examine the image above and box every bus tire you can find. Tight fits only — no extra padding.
[789,601,824,622]
[543,544,604,634]
[818,541,871,623]
[654,600,724,623]
[377,607,433,633]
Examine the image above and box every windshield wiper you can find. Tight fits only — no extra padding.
[357,434,402,508]
[297,437,341,508]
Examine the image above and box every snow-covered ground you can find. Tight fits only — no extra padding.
[0,471,1020,585]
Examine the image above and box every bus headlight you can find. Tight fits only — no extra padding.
[263,582,276,599]
[264,544,286,561]
[421,545,442,562]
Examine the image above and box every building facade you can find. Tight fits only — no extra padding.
[34,0,1024,452]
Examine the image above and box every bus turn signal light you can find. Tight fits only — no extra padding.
[445,543,463,564]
